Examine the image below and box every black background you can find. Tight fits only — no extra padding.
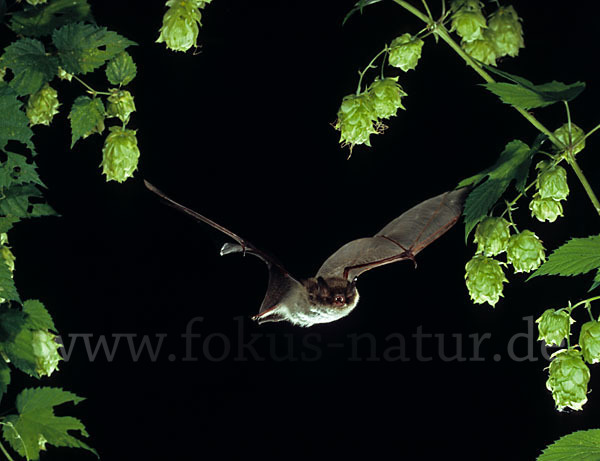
[4,1,600,460]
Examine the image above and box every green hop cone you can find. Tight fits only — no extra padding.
[488,5,524,58]
[101,127,140,183]
[0,245,15,273]
[554,123,586,156]
[388,34,424,71]
[464,255,507,307]
[334,93,379,152]
[32,330,61,377]
[367,77,407,119]
[473,216,510,257]
[546,349,590,411]
[506,230,545,273]
[57,66,73,82]
[537,163,569,201]
[461,30,498,66]
[536,308,571,346]
[529,194,563,223]
[107,89,136,123]
[26,0,47,4]
[579,321,600,364]
[157,0,203,52]
[26,83,60,126]
[450,0,487,42]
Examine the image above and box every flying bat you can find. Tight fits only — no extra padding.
[145,180,467,327]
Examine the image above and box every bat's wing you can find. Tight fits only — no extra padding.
[316,188,468,282]
[144,180,301,321]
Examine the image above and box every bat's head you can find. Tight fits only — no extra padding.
[301,276,359,321]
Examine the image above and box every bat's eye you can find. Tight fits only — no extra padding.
[333,295,345,306]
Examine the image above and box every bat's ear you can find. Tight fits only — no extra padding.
[252,305,285,324]
[317,277,331,297]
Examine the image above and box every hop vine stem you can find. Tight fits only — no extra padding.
[392,0,600,217]
[0,440,14,461]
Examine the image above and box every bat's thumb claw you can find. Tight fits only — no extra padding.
[220,242,243,256]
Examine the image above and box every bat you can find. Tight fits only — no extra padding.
[144,180,468,327]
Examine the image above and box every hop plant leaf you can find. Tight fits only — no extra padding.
[52,22,136,75]
[529,194,563,223]
[156,0,203,52]
[553,123,585,155]
[537,163,569,200]
[334,92,379,153]
[9,0,93,38]
[105,51,137,86]
[0,85,34,151]
[538,429,600,461]
[367,77,406,119]
[473,216,510,257]
[26,83,60,126]
[529,235,600,279]
[488,5,524,58]
[0,37,58,96]
[106,89,136,123]
[388,33,424,71]
[450,0,487,42]
[68,96,105,147]
[101,126,140,183]
[536,308,571,346]
[546,349,590,411]
[506,230,545,273]
[465,255,507,307]
[1,387,98,460]
[579,321,600,364]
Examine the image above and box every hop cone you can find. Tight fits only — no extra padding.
[461,31,498,65]
[26,0,47,4]
[388,34,424,71]
[450,0,487,42]
[580,321,600,364]
[529,194,563,223]
[537,164,569,201]
[367,77,406,119]
[506,230,545,273]
[57,66,73,82]
[334,93,378,151]
[465,255,507,307]
[536,308,571,346]
[107,89,136,123]
[101,127,140,183]
[546,349,590,411]
[0,245,15,273]
[156,0,203,52]
[32,330,61,377]
[26,83,60,126]
[473,216,510,257]
[488,5,524,58]
[554,123,585,155]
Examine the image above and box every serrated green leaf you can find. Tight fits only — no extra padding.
[0,261,20,304]
[0,359,10,405]
[68,96,105,147]
[105,51,136,86]
[482,66,585,109]
[0,38,58,95]
[0,152,44,189]
[0,184,57,219]
[589,269,600,293]
[538,429,600,460]
[23,299,55,331]
[0,305,26,343]
[3,328,38,377]
[0,216,19,234]
[9,0,94,37]
[2,387,98,460]
[529,235,600,280]
[342,0,383,25]
[53,22,136,75]
[459,139,537,239]
[0,84,34,151]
